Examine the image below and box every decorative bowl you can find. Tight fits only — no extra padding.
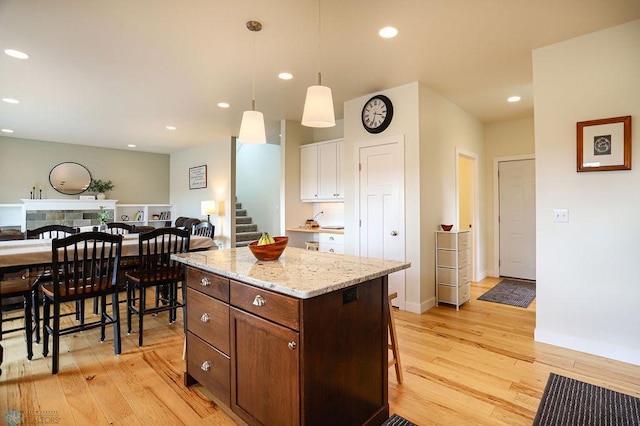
[248,236,289,261]
[441,224,453,231]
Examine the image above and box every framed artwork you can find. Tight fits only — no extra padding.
[577,115,632,172]
[189,165,207,189]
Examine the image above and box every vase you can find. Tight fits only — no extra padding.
[98,223,108,232]
[96,193,106,200]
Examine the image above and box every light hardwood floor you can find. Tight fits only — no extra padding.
[1,277,639,425]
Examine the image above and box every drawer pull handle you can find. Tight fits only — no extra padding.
[288,342,297,350]
[391,230,398,236]
[201,361,211,371]
[200,277,211,287]
[329,249,335,253]
[253,295,266,307]
[329,236,334,241]
[200,313,210,323]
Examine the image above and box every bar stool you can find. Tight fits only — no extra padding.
[305,241,319,251]
[388,292,403,384]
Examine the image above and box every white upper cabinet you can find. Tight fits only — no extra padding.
[300,139,344,202]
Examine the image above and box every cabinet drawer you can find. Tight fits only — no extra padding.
[186,267,229,302]
[438,283,471,305]
[187,332,230,407]
[319,233,344,245]
[186,287,230,355]
[437,265,470,286]
[458,231,470,250]
[436,248,470,267]
[230,280,300,331]
[319,242,344,254]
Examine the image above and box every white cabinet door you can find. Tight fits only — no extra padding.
[300,145,319,201]
[317,142,338,199]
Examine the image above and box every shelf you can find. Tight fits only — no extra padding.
[286,227,344,235]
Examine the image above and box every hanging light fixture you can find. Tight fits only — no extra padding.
[302,0,335,128]
[238,20,266,144]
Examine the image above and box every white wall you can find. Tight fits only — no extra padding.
[533,19,640,365]
[170,140,233,247]
[484,117,535,276]
[236,142,281,235]
[0,136,169,203]
[344,82,484,313]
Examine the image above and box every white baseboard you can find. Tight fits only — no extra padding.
[404,297,435,314]
[535,328,640,367]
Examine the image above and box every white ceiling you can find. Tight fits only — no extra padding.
[1,1,639,154]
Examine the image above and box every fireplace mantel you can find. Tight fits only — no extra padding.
[21,199,118,211]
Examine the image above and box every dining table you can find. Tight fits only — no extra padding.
[0,233,217,271]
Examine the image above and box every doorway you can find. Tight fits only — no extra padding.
[358,136,406,309]
[495,157,536,280]
[456,150,478,281]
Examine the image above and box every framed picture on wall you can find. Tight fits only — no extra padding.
[189,165,207,189]
[577,115,632,172]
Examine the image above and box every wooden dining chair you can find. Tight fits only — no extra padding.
[191,221,215,239]
[38,232,123,374]
[106,222,135,235]
[26,224,79,239]
[0,266,39,359]
[125,227,190,347]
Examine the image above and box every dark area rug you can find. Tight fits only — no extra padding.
[382,414,416,426]
[477,278,535,308]
[534,373,640,425]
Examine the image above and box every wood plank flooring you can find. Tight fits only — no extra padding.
[1,277,639,425]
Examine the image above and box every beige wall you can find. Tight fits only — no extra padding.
[533,19,640,365]
[170,139,233,247]
[0,136,169,203]
[483,117,536,275]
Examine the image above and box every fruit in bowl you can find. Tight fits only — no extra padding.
[248,234,289,261]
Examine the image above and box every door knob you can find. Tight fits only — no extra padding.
[391,231,398,236]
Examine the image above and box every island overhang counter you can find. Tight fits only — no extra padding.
[173,247,411,426]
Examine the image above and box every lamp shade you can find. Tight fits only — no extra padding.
[238,110,266,144]
[302,85,335,128]
[201,200,216,216]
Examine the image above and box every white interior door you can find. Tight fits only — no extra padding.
[359,139,405,308]
[499,159,536,280]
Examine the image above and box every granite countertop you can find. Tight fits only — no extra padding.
[172,247,410,299]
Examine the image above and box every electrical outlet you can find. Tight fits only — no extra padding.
[553,209,569,223]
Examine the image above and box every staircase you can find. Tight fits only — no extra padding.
[235,201,262,247]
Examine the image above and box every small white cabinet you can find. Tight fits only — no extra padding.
[435,230,471,309]
[300,139,344,202]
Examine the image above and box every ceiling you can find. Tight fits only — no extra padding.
[1,1,639,154]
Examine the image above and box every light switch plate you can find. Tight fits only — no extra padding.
[553,209,569,223]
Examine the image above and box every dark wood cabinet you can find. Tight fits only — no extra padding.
[184,265,389,426]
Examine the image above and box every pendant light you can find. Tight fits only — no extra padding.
[301,0,335,128]
[238,20,266,144]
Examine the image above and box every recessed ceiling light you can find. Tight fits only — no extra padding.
[4,49,29,59]
[166,125,176,130]
[1,128,15,133]
[507,96,521,103]
[379,27,398,39]
[217,102,230,108]
[128,144,136,148]
[278,72,293,80]
[2,98,19,104]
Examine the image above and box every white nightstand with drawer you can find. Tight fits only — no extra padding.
[435,230,471,309]
[319,233,344,254]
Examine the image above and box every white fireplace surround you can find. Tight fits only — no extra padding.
[21,199,117,211]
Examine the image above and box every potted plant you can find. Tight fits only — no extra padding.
[97,206,110,231]
[87,179,114,200]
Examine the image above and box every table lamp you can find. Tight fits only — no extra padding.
[201,200,216,223]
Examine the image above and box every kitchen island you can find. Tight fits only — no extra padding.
[172,247,410,426]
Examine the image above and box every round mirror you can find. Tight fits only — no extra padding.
[49,162,92,195]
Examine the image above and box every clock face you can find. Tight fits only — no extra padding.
[361,95,393,134]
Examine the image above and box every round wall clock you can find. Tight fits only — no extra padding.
[361,94,393,134]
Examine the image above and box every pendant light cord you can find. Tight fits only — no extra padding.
[317,0,322,86]
[251,27,256,111]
